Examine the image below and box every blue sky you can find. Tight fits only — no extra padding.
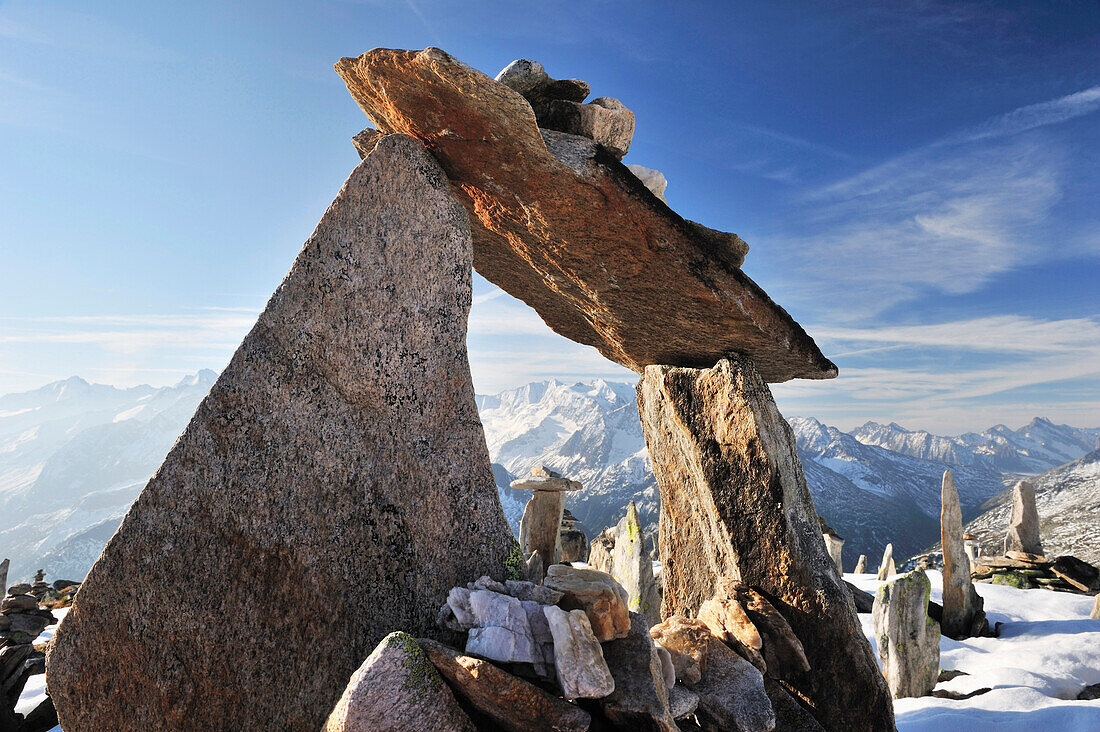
[1,0,1097,433]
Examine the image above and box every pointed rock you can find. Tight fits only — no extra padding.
[689,636,776,732]
[854,555,867,574]
[939,471,987,639]
[324,632,475,732]
[47,135,516,731]
[335,47,835,381]
[419,638,592,732]
[876,544,894,581]
[600,612,679,731]
[637,356,893,731]
[612,502,662,626]
[1004,480,1043,556]
[872,570,940,699]
[589,529,614,574]
[543,605,616,699]
[543,564,631,642]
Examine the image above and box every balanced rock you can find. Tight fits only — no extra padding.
[649,614,710,685]
[6,583,30,596]
[494,58,590,122]
[543,605,616,699]
[336,47,835,381]
[689,636,776,732]
[1004,480,1043,556]
[419,638,592,732]
[872,569,940,699]
[637,356,893,731]
[876,543,894,581]
[543,96,635,159]
[668,684,699,721]
[544,564,630,641]
[518,488,566,578]
[48,134,517,731]
[601,612,678,731]
[611,501,662,626]
[723,583,807,676]
[626,164,668,203]
[351,128,383,160]
[323,631,474,732]
[854,555,867,574]
[939,471,988,639]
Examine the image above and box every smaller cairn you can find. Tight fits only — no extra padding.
[819,518,844,572]
[513,466,582,579]
[854,555,868,574]
[940,471,988,639]
[559,509,588,563]
[1004,480,1043,556]
[588,528,614,574]
[876,543,895,581]
[872,569,940,699]
[1,574,58,728]
[610,502,661,627]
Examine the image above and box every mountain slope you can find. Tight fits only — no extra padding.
[963,449,1100,564]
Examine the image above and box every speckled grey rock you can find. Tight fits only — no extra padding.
[543,96,635,159]
[324,631,475,732]
[689,636,776,732]
[47,134,516,731]
[872,570,940,699]
[600,612,678,730]
[637,356,895,731]
[940,471,987,639]
[668,684,699,721]
[611,501,661,627]
[1004,480,1043,556]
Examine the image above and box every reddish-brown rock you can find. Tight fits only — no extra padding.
[419,638,592,732]
[335,47,836,383]
[637,356,895,731]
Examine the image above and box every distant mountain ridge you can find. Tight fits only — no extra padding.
[1,374,1096,582]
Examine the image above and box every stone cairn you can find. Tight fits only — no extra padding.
[968,479,1100,594]
[872,569,940,699]
[52,47,894,730]
[513,466,582,579]
[819,517,845,572]
[559,509,588,563]
[2,565,61,731]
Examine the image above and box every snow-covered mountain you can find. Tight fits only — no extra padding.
[0,371,216,582]
[963,449,1100,565]
[3,373,1096,584]
[853,418,1100,475]
[477,380,655,538]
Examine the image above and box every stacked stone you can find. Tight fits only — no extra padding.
[27,571,49,603]
[513,466,583,579]
[819,518,845,572]
[558,509,588,564]
[1,576,57,730]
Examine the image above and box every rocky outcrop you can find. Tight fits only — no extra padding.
[1004,480,1043,556]
[872,570,939,699]
[419,638,592,732]
[600,612,678,730]
[324,632,475,732]
[335,47,836,382]
[544,564,631,642]
[48,135,517,731]
[939,471,987,639]
[637,356,894,731]
[543,605,616,699]
[611,502,662,626]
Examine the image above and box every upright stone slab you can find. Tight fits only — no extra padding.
[854,555,867,574]
[1004,480,1043,556]
[637,356,894,731]
[877,543,894,581]
[611,501,661,626]
[939,471,987,639]
[872,570,940,699]
[48,134,517,731]
[0,558,8,594]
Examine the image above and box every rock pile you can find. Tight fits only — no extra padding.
[872,569,940,699]
[559,510,588,563]
[1,569,58,731]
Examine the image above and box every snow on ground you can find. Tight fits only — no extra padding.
[849,570,1100,731]
[18,577,1100,730]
